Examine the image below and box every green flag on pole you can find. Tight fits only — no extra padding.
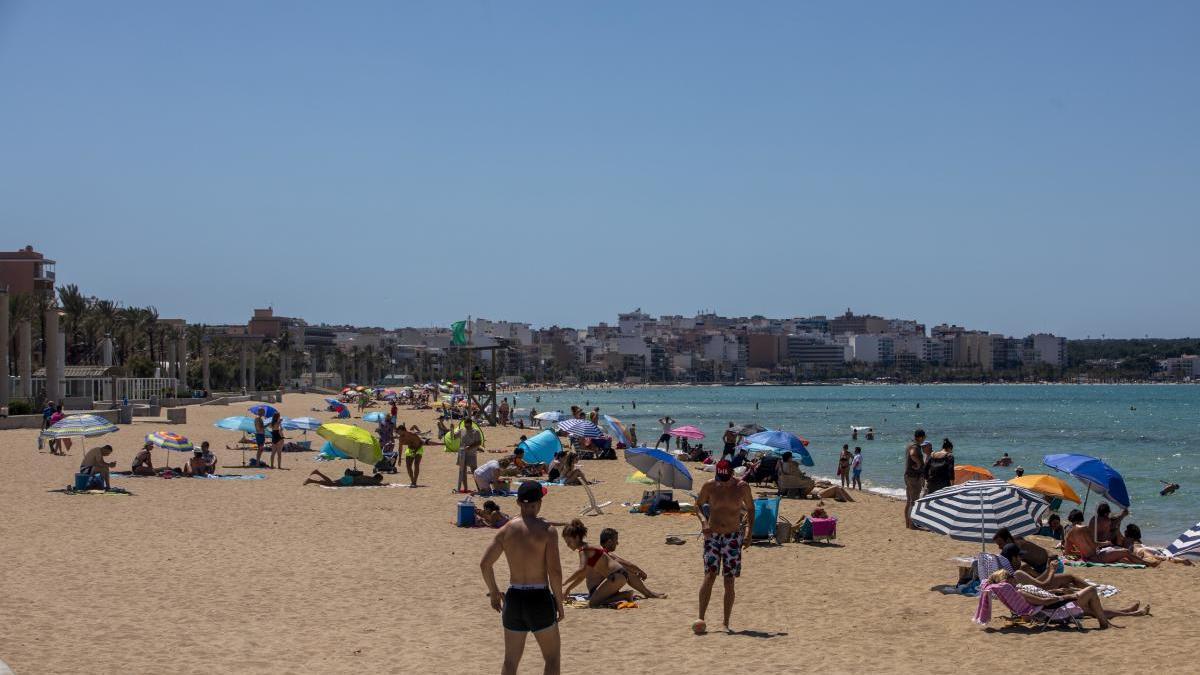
[451,320,468,346]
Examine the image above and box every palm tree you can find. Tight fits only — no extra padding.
[57,283,90,362]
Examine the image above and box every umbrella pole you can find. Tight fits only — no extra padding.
[1082,486,1091,513]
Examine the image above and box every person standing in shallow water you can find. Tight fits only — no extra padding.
[837,445,852,488]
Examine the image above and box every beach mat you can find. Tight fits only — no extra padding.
[317,483,414,490]
[112,472,266,481]
[49,487,133,496]
[1064,560,1146,569]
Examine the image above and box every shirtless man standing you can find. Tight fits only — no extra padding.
[480,481,565,675]
[693,459,755,634]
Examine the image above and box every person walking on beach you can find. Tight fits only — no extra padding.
[628,423,638,448]
[837,445,852,488]
[655,416,675,450]
[456,418,483,493]
[903,429,926,530]
[722,423,737,459]
[693,460,755,634]
[851,447,863,490]
[480,481,565,675]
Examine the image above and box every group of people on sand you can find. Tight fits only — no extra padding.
[478,452,771,674]
[902,428,958,529]
[1057,502,1192,567]
[76,439,220,490]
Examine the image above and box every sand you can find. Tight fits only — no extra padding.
[1,392,1196,674]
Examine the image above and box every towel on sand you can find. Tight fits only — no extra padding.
[317,483,413,490]
[1064,560,1146,569]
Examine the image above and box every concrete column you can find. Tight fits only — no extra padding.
[249,348,257,392]
[0,284,7,401]
[166,342,176,382]
[201,340,211,392]
[18,320,32,398]
[0,288,8,406]
[100,337,113,366]
[311,348,318,389]
[45,309,61,404]
[240,343,247,391]
[177,333,188,392]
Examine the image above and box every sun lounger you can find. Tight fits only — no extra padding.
[579,472,612,516]
[974,580,1084,630]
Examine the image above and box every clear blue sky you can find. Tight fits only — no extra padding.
[1,1,1196,338]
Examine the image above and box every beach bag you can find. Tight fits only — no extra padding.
[776,516,794,543]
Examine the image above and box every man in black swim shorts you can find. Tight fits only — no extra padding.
[481,480,565,674]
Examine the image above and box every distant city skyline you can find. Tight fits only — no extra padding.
[1,2,1197,338]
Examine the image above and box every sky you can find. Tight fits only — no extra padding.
[0,1,1197,338]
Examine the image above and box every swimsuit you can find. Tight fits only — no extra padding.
[254,433,266,448]
[404,445,424,458]
[337,475,354,486]
[703,531,745,578]
[271,430,283,444]
[502,585,557,633]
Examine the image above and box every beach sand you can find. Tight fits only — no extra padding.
[1,392,1195,674]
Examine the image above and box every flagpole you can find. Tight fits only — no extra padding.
[465,316,472,423]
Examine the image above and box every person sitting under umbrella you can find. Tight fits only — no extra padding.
[131,442,156,476]
[304,468,385,487]
[200,441,217,474]
[180,447,213,476]
[1063,509,1142,564]
[79,445,116,489]
[992,527,1053,575]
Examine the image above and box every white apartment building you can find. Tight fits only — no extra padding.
[849,334,895,364]
[1025,333,1068,368]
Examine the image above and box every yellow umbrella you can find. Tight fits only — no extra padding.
[316,423,382,466]
[1009,474,1082,504]
[954,465,994,484]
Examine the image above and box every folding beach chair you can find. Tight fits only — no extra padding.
[809,517,837,543]
[751,497,782,544]
[976,581,1084,631]
[579,472,612,516]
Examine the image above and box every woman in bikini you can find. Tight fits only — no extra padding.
[268,412,285,469]
[561,519,663,607]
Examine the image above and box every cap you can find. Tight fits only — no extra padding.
[715,460,733,480]
[516,480,547,503]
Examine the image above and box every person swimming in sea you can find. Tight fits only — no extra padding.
[993,452,1013,468]
[1160,480,1180,496]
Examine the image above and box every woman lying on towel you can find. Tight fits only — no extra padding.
[1124,524,1194,567]
[562,519,665,607]
[304,469,385,487]
[988,569,1149,629]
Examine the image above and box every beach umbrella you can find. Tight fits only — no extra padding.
[282,416,321,432]
[740,440,814,467]
[216,416,258,433]
[556,419,603,438]
[954,465,994,484]
[1165,521,1200,558]
[145,431,193,470]
[316,423,382,468]
[602,415,629,447]
[534,411,565,422]
[315,440,353,461]
[248,404,278,418]
[1042,453,1129,509]
[363,411,388,423]
[41,413,118,454]
[517,429,563,464]
[624,447,693,491]
[668,425,706,440]
[1009,474,1082,505]
[733,423,765,436]
[911,480,1048,550]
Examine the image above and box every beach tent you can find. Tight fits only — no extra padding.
[911,480,1047,550]
[517,430,562,465]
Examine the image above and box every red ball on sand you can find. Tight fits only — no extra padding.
[692,619,706,635]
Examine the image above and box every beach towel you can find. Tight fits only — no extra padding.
[1063,560,1146,569]
[193,473,267,480]
[52,487,133,496]
[316,483,414,490]
[1084,580,1120,598]
[974,581,1082,626]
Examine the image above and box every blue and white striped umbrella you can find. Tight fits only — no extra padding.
[555,418,603,438]
[911,480,1047,547]
[282,416,322,431]
[40,414,118,439]
[1166,521,1200,558]
[534,411,565,422]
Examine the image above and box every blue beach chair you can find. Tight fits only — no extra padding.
[752,497,782,543]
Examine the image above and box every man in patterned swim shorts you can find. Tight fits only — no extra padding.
[693,459,755,634]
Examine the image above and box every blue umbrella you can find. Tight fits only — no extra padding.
[248,404,278,418]
[215,416,258,433]
[363,412,388,423]
[315,440,353,461]
[739,430,814,466]
[518,430,563,464]
[624,447,693,490]
[282,416,322,431]
[1042,453,1130,509]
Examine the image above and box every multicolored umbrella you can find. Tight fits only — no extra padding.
[668,425,705,440]
[316,423,382,467]
[954,465,995,484]
[145,431,193,452]
[1009,474,1082,504]
[602,415,629,447]
[40,414,118,439]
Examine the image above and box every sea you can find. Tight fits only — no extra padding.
[517,384,1200,543]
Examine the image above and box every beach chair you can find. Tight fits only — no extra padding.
[751,497,782,544]
[745,456,779,486]
[579,473,612,516]
[974,581,1084,631]
[809,517,837,543]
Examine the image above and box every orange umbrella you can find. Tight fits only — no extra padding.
[1009,474,1082,504]
[954,465,994,484]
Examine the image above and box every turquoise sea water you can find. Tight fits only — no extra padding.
[521,385,1200,542]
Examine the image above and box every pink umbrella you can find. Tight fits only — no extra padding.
[669,425,706,440]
